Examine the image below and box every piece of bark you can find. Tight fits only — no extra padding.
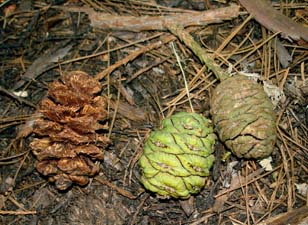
[238,0,308,42]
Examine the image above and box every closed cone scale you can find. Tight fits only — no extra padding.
[139,112,216,199]
[210,75,277,159]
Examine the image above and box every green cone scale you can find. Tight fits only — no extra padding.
[139,112,216,199]
[211,75,277,159]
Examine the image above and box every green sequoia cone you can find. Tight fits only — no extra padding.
[139,112,216,199]
[211,75,277,159]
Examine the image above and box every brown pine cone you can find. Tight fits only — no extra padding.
[30,71,109,190]
[210,75,277,159]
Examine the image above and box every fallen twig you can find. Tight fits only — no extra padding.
[62,5,240,32]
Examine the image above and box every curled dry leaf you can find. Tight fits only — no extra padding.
[30,71,109,190]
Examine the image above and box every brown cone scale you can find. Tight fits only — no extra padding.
[30,71,109,190]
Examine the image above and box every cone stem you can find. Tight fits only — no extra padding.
[165,23,229,81]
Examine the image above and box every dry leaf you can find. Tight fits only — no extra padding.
[263,81,285,108]
[238,0,308,42]
[272,39,292,68]
[259,156,273,172]
[295,183,308,197]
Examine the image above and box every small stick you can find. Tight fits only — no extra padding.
[62,5,240,32]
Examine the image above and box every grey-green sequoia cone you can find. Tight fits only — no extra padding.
[211,75,277,159]
[139,112,216,199]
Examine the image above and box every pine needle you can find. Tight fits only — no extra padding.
[171,42,194,113]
